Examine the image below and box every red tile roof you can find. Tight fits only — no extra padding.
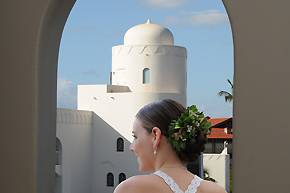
[209,118,228,126]
[207,128,233,139]
[207,118,233,139]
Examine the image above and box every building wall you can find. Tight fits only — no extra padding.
[78,35,187,142]
[78,85,185,141]
[112,45,186,93]
[56,109,94,193]
[56,109,139,193]
[203,154,230,192]
[91,114,139,193]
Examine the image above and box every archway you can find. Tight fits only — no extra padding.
[3,1,290,193]
[57,0,233,192]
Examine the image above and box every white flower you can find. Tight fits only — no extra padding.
[187,125,193,132]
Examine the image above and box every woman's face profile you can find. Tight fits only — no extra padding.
[130,119,155,172]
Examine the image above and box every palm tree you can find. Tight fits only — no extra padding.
[218,79,233,102]
[204,168,216,182]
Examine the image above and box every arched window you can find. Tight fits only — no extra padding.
[56,138,62,165]
[107,173,114,187]
[117,137,124,152]
[119,173,126,184]
[142,68,150,84]
[55,138,62,192]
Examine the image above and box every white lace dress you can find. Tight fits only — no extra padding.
[153,170,203,193]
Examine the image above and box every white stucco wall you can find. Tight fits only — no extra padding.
[56,109,92,193]
[111,45,187,93]
[56,108,140,193]
[203,153,230,192]
[78,85,185,142]
[56,109,94,193]
[91,114,139,193]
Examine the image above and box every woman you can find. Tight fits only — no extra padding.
[114,99,227,193]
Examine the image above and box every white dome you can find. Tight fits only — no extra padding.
[124,19,174,45]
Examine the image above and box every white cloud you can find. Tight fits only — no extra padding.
[57,79,77,109]
[165,10,229,26]
[141,0,187,8]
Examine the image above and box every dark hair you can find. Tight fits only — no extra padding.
[136,99,207,163]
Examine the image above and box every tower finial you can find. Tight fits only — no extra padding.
[146,19,151,24]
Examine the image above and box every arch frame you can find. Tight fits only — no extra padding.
[2,1,290,193]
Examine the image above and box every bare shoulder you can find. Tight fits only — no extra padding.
[198,180,228,193]
[114,174,158,193]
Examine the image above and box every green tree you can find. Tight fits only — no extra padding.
[218,79,233,102]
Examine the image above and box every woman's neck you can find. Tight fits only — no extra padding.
[154,151,185,171]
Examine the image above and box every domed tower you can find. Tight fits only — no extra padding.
[78,20,187,141]
[111,19,187,97]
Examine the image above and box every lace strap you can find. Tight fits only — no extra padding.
[153,170,203,193]
[153,170,183,193]
[184,175,203,193]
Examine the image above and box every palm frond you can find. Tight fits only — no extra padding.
[218,91,233,102]
[218,79,234,103]
[227,79,233,89]
[225,95,233,102]
[218,91,231,97]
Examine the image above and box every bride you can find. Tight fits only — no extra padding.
[114,99,227,193]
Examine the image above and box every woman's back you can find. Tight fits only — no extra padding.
[114,169,226,193]
[153,170,202,193]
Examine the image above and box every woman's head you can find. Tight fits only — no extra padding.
[136,99,185,137]
[133,99,207,164]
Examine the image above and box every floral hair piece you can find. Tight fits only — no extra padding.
[167,105,211,152]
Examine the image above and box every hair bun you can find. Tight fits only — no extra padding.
[136,99,210,163]
[177,133,207,162]
[167,105,211,162]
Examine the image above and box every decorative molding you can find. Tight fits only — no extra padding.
[112,45,186,57]
[57,108,93,124]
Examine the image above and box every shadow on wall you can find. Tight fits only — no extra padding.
[56,109,139,193]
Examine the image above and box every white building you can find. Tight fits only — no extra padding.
[56,109,138,193]
[77,19,187,142]
[56,20,187,193]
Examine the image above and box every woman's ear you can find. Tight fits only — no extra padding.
[151,127,162,148]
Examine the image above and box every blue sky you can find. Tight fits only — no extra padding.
[57,0,233,118]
